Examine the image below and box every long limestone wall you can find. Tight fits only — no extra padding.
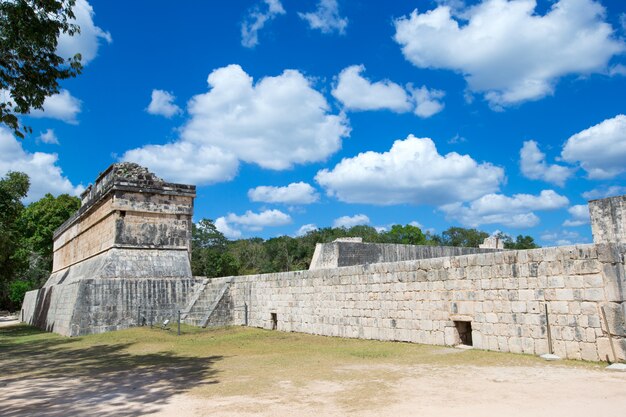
[310,241,498,269]
[204,243,625,362]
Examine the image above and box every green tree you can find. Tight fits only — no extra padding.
[0,0,82,137]
[18,193,80,285]
[227,238,267,275]
[191,219,238,278]
[0,171,29,309]
[504,235,540,250]
[379,224,426,245]
[440,227,489,248]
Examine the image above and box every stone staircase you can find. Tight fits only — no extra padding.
[181,277,233,327]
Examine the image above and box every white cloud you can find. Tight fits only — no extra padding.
[296,223,318,236]
[241,0,286,48]
[332,65,412,112]
[299,0,348,34]
[215,209,292,238]
[520,140,573,186]
[441,190,569,228]
[333,214,370,228]
[393,0,625,107]
[409,85,445,118]
[582,185,626,200]
[122,141,239,185]
[0,127,83,203]
[563,204,590,227]
[225,209,291,230]
[248,182,319,204]
[29,90,81,124]
[561,114,626,179]
[541,229,586,246]
[123,65,349,184]
[215,217,243,240]
[57,0,112,65]
[146,90,182,118]
[316,135,504,205]
[331,66,444,118]
[38,129,59,145]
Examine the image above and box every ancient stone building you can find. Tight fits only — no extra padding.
[21,164,626,362]
[21,163,200,335]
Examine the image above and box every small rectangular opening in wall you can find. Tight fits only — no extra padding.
[119,210,126,218]
[454,321,473,346]
[271,313,277,330]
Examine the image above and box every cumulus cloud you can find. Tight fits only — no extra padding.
[29,90,81,124]
[331,66,444,117]
[299,0,348,34]
[216,209,292,238]
[393,0,625,107]
[332,65,412,112]
[582,185,626,200]
[296,223,318,236]
[215,217,243,240]
[57,0,112,65]
[333,214,370,228]
[241,0,286,48]
[409,85,445,118]
[541,229,586,246]
[563,204,590,227]
[520,140,573,186]
[316,135,504,205]
[561,114,626,179]
[0,128,83,203]
[38,129,59,145]
[248,182,319,204]
[146,90,182,118]
[441,190,569,228]
[122,141,239,185]
[123,65,349,184]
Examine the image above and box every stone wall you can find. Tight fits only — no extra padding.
[203,243,626,362]
[590,195,626,244]
[310,241,499,270]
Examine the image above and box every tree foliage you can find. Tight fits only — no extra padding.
[0,0,82,137]
[503,234,540,250]
[0,171,29,308]
[0,172,79,309]
[440,227,489,248]
[17,193,80,285]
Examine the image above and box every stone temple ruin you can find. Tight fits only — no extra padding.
[22,163,626,362]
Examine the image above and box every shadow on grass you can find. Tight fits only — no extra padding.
[0,325,222,417]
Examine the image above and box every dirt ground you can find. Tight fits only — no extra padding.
[1,324,625,417]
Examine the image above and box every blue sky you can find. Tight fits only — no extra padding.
[2,0,626,245]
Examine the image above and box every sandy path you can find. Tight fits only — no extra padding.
[3,363,624,416]
[154,364,626,417]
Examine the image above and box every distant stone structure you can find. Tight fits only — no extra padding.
[21,165,626,362]
[309,239,498,270]
[479,236,505,250]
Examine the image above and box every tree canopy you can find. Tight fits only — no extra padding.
[0,171,80,309]
[0,0,82,137]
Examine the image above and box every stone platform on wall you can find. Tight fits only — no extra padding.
[21,163,198,336]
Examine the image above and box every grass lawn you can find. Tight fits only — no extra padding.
[0,324,615,417]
